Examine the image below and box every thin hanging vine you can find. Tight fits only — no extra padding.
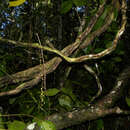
[36,33,46,107]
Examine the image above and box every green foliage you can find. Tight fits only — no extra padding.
[72,0,87,6]
[61,83,77,101]
[0,60,6,77]
[44,88,60,96]
[0,113,5,129]
[99,0,105,4]
[113,8,118,21]
[92,5,111,31]
[58,95,73,110]
[61,0,73,14]
[37,120,56,130]
[61,0,87,14]
[125,97,130,107]
[107,21,119,33]
[96,119,104,130]
[0,0,127,129]
[8,120,26,130]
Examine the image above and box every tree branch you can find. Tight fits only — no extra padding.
[0,74,41,96]
[0,0,126,63]
[0,0,108,88]
[45,65,130,129]
[0,0,126,98]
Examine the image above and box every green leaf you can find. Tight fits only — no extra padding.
[0,61,6,72]
[83,101,89,106]
[113,8,118,21]
[27,106,34,114]
[99,0,105,4]
[44,88,60,96]
[61,0,73,14]
[58,95,73,109]
[61,87,76,101]
[125,97,130,107]
[96,119,104,130]
[72,0,87,6]
[92,5,111,31]
[8,120,26,130]
[92,17,104,31]
[37,120,56,130]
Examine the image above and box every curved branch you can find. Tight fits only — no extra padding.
[0,74,41,96]
[45,107,122,130]
[0,0,126,98]
[84,64,102,103]
[0,0,126,63]
[0,39,80,87]
[80,11,114,49]
[0,0,108,87]
[97,66,130,108]
[78,0,107,41]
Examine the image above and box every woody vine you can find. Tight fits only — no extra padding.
[0,0,129,129]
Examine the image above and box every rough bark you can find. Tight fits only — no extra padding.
[0,0,129,129]
[45,66,130,129]
[0,0,108,89]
